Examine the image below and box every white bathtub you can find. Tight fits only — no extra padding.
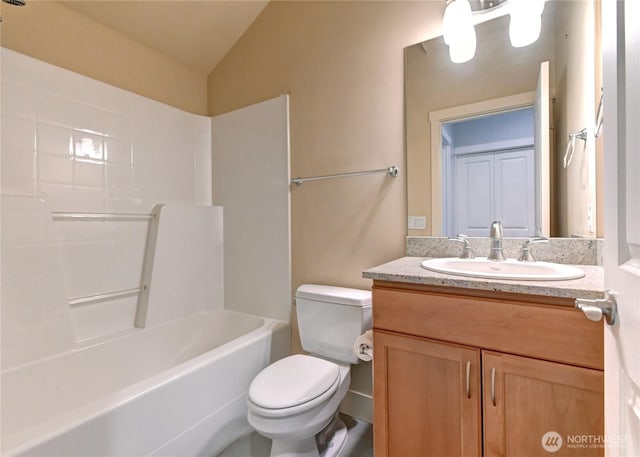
[1,309,289,457]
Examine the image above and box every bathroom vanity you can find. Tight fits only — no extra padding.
[364,256,605,457]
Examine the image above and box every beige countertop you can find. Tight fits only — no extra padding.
[363,256,605,300]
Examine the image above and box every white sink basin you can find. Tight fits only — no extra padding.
[421,257,585,281]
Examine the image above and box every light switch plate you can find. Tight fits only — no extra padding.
[408,216,426,230]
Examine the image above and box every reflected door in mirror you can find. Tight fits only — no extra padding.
[442,108,535,237]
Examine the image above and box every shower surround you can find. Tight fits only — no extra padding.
[1,49,291,455]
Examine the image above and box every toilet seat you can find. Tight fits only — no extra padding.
[248,354,341,418]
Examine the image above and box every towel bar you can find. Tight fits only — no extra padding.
[291,166,398,186]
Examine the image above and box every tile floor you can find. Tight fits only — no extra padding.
[216,415,373,457]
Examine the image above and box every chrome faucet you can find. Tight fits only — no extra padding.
[487,220,506,261]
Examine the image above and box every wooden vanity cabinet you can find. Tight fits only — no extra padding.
[372,282,604,457]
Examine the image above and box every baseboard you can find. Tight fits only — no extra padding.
[339,389,373,424]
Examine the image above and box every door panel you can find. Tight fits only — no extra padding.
[455,154,494,237]
[602,0,640,454]
[495,148,535,237]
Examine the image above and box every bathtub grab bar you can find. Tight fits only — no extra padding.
[53,210,155,312]
[52,212,152,221]
[69,288,141,308]
[134,205,163,329]
[291,166,398,186]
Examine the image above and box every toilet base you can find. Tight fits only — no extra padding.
[269,418,348,457]
[270,436,319,457]
[319,419,347,457]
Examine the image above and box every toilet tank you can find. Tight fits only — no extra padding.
[295,284,372,364]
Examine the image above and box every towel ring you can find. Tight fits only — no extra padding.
[563,128,588,169]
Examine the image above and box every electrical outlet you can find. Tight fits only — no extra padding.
[408,216,427,230]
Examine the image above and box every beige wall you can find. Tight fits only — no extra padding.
[208,0,442,289]
[554,0,599,237]
[207,0,444,421]
[1,1,208,115]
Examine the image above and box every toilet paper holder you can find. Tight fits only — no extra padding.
[354,330,373,362]
[575,290,618,325]
[358,343,372,356]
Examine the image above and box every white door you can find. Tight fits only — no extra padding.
[454,149,535,238]
[603,1,640,455]
[534,60,550,236]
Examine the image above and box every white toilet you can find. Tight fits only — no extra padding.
[247,284,372,457]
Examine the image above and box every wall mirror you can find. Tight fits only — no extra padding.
[405,0,601,238]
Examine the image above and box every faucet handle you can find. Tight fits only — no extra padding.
[518,236,549,262]
[449,234,475,259]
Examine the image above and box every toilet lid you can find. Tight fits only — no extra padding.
[248,354,340,409]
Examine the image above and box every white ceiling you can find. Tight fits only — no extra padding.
[60,0,269,74]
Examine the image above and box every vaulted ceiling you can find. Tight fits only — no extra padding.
[59,1,269,74]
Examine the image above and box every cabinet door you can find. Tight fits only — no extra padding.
[373,331,481,457]
[483,351,604,457]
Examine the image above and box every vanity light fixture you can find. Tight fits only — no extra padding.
[442,0,546,63]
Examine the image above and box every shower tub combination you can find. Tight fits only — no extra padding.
[1,202,289,456]
[2,310,288,456]
[1,49,292,457]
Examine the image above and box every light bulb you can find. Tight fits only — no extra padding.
[449,25,477,63]
[509,15,542,47]
[509,0,546,47]
[443,0,473,45]
[442,0,476,63]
